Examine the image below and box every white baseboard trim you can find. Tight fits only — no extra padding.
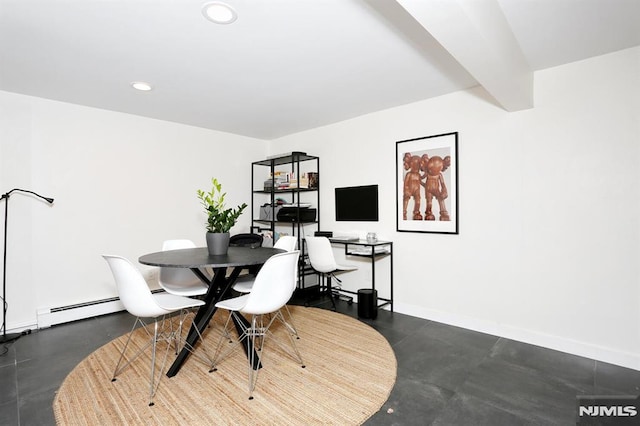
[393,302,640,372]
[3,319,38,335]
[27,297,640,371]
[37,298,125,329]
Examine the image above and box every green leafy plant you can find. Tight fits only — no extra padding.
[197,178,247,233]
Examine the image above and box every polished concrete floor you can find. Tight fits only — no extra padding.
[1,294,639,425]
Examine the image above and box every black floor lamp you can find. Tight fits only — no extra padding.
[1,189,54,344]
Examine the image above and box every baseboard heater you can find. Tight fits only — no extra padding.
[36,289,164,329]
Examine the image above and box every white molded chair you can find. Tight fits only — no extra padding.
[232,235,297,292]
[232,235,299,337]
[158,239,209,296]
[159,240,212,351]
[210,250,305,400]
[304,236,357,311]
[273,234,298,251]
[103,254,211,406]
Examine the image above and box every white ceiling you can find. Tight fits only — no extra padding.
[1,0,638,140]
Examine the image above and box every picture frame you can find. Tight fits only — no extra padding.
[396,132,458,234]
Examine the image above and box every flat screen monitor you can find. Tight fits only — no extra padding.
[335,184,379,222]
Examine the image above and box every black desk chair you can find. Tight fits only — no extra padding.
[229,233,264,275]
[229,233,264,248]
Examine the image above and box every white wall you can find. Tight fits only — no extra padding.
[1,46,637,370]
[0,91,267,329]
[271,47,640,369]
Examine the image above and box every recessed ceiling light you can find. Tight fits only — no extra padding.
[202,1,237,24]
[131,81,153,91]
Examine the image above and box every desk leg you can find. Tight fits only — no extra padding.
[370,252,376,294]
[390,244,394,312]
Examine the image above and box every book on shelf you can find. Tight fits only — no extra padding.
[288,172,317,189]
[330,235,359,242]
[264,171,318,190]
[348,246,389,255]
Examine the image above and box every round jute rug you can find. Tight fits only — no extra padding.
[53,306,396,425]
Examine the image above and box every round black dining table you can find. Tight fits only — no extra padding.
[139,246,283,377]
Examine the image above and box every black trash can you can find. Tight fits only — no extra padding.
[357,289,378,319]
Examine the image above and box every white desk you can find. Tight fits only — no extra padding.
[328,238,393,312]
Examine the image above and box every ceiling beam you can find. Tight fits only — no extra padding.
[395,0,533,111]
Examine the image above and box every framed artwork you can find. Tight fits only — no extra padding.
[396,132,458,234]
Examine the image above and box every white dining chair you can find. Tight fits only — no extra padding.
[158,239,212,351]
[304,236,357,311]
[232,235,300,338]
[102,254,212,406]
[210,250,305,400]
[158,239,209,296]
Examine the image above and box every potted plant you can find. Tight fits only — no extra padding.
[197,178,247,255]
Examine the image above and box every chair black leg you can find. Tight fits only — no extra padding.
[303,273,336,310]
[326,275,337,311]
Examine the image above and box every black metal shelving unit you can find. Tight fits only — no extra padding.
[250,152,319,288]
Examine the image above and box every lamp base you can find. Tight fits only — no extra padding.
[0,332,21,344]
